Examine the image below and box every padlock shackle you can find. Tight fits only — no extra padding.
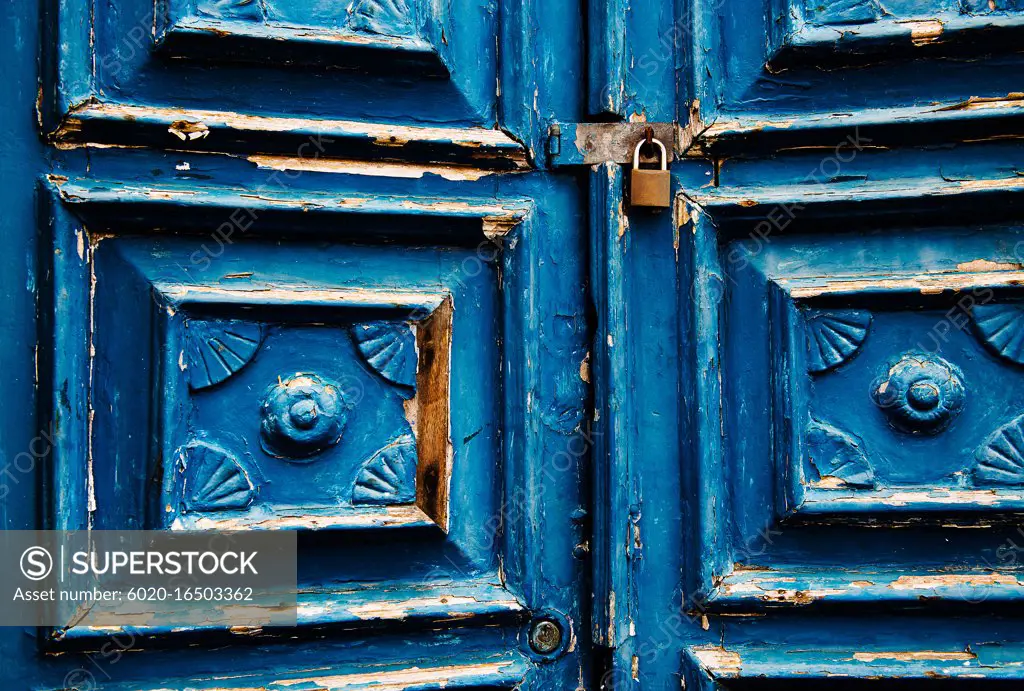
[633,138,667,171]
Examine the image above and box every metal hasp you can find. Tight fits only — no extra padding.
[546,122,676,166]
[629,137,671,209]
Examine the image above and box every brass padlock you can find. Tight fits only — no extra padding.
[629,138,671,209]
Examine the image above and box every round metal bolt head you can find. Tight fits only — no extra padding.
[529,618,563,655]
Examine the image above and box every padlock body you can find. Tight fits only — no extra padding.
[630,169,671,208]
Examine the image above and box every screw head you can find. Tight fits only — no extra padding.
[528,618,563,655]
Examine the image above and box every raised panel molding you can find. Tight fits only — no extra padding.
[779,0,1024,64]
[161,296,452,532]
[41,0,548,163]
[690,97,1024,158]
[683,641,1024,688]
[53,104,530,171]
[54,576,524,641]
[158,0,442,72]
[44,654,530,690]
[180,0,421,40]
[684,0,1024,154]
[38,174,547,642]
[707,568,1024,610]
[767,273,1024,518]
[677,151,1024,613]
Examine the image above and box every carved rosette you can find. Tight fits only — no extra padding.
[871,354,966,434]
[260,373,347,460]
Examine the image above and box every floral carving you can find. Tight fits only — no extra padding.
[804,309,872,374]
[974,413,1024,486]
[193,0,418,37]
[352,433,418,504]
[350,321,417,393]
[348,0,416,37]
[970,304,1024,366]
[805,0,886,26]
[871,353,966,434]
[195,0,264,22]
[180,440,254,512]
[805,419,875,489]
[185,319,263,390]
[260,373,347,459]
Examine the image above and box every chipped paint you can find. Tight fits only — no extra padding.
[804,487,1023,507]
[55,103,531,169]
[692,645,742,677]
[694,95,1024,155]
[168,119,210,141]
[159,286,448,310]
[784,270,1024,298]
[905,19,944,45]
[63,104,525,148]
[347,595,487,620]
[247,156,497,181]
[852,650,976,662]
[151,661,520,691]
[718,578,847,605]
[889,574,1023,590]
[176,505,435,531]
[956,258,1023,272]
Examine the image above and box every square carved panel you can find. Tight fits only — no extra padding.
[771,277,1024,517]
[688,0,1024,154]
[43,0,536,166]
[82,234,473,533]
[158,301,453,531]
[680,176,1024,610]
[38,176,565,643]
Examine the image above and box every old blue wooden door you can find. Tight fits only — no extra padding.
[583,0,1024,688]
[4,0,1024,687]
[2,0,592,687]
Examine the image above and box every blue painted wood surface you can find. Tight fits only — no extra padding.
[6,4,592,674]
[4,0,1024,686]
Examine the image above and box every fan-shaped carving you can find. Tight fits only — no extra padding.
[971,304,1024,366]
[182,441,254,512]
[348,0,415,37]
[974,413,1024,486]
[352,434,418,504]
[350,322,417,391]
[806,0,885,25]
[805,310,872,374]
[186,320,263,390]
[195,0,263,22]
[805,419,875,488]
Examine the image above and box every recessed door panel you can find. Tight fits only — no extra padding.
[42,0,554,167]
[685,0,1024,153]
[26,165,588,691]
